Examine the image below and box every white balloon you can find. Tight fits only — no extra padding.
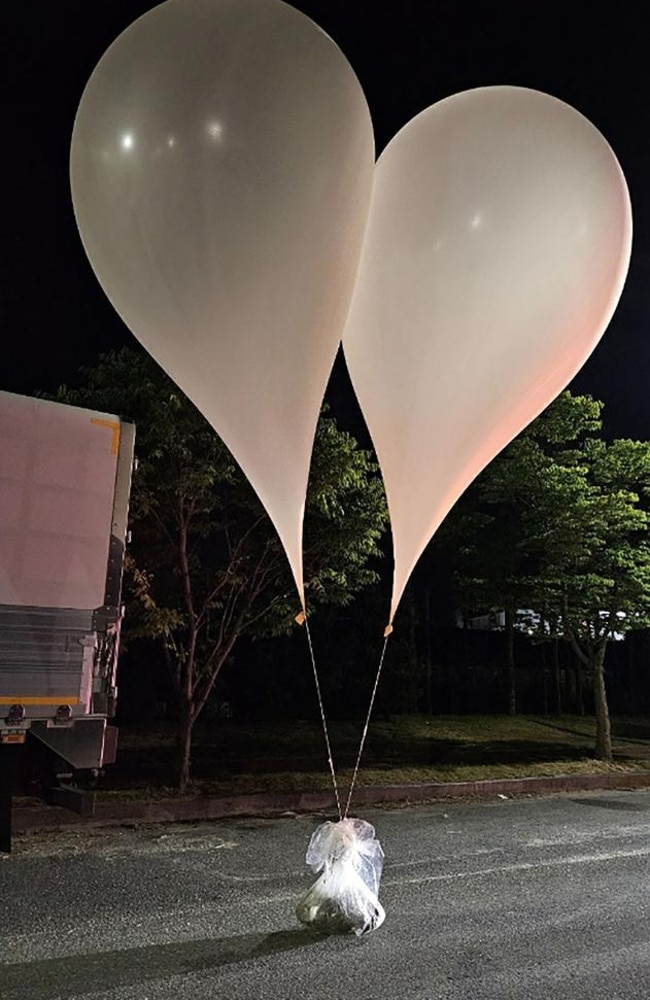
[70,0,374,607]
[343,86,632,626]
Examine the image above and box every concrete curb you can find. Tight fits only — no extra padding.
[12,770,650,835]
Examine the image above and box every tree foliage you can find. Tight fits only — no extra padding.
[54,347,388,788]
[439,391,650,757]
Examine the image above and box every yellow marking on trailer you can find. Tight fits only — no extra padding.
[91,418,121,455]
[0,697,80,705]
[1,733,26,744]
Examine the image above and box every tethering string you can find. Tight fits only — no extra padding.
[303,614,342,821]
[343,631,392,819]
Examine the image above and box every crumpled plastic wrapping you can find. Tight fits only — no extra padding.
[296,817,386,935]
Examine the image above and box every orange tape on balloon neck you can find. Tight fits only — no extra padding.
[384,624,393,638]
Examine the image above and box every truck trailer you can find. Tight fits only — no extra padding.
[0,390,134,850]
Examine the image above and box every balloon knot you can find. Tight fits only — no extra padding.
[383,624,393,638]
[295,611,307,626]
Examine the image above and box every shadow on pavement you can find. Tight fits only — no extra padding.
[2,927,343,1000]
[569,796,650,812]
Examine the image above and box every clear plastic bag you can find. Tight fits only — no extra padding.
[296,817,386,935]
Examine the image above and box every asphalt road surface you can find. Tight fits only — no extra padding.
[1,790,649,999]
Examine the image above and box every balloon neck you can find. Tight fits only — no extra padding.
[295,610,307,627]
[383,624,394,638]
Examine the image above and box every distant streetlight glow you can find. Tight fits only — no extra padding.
[121,132,134,151]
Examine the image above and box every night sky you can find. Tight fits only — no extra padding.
[4,0,649,441]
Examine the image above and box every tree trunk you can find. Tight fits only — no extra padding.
[504,608,517,715]
[176,697,194,793]
[592,642,612,761]
[177,517,198,793]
